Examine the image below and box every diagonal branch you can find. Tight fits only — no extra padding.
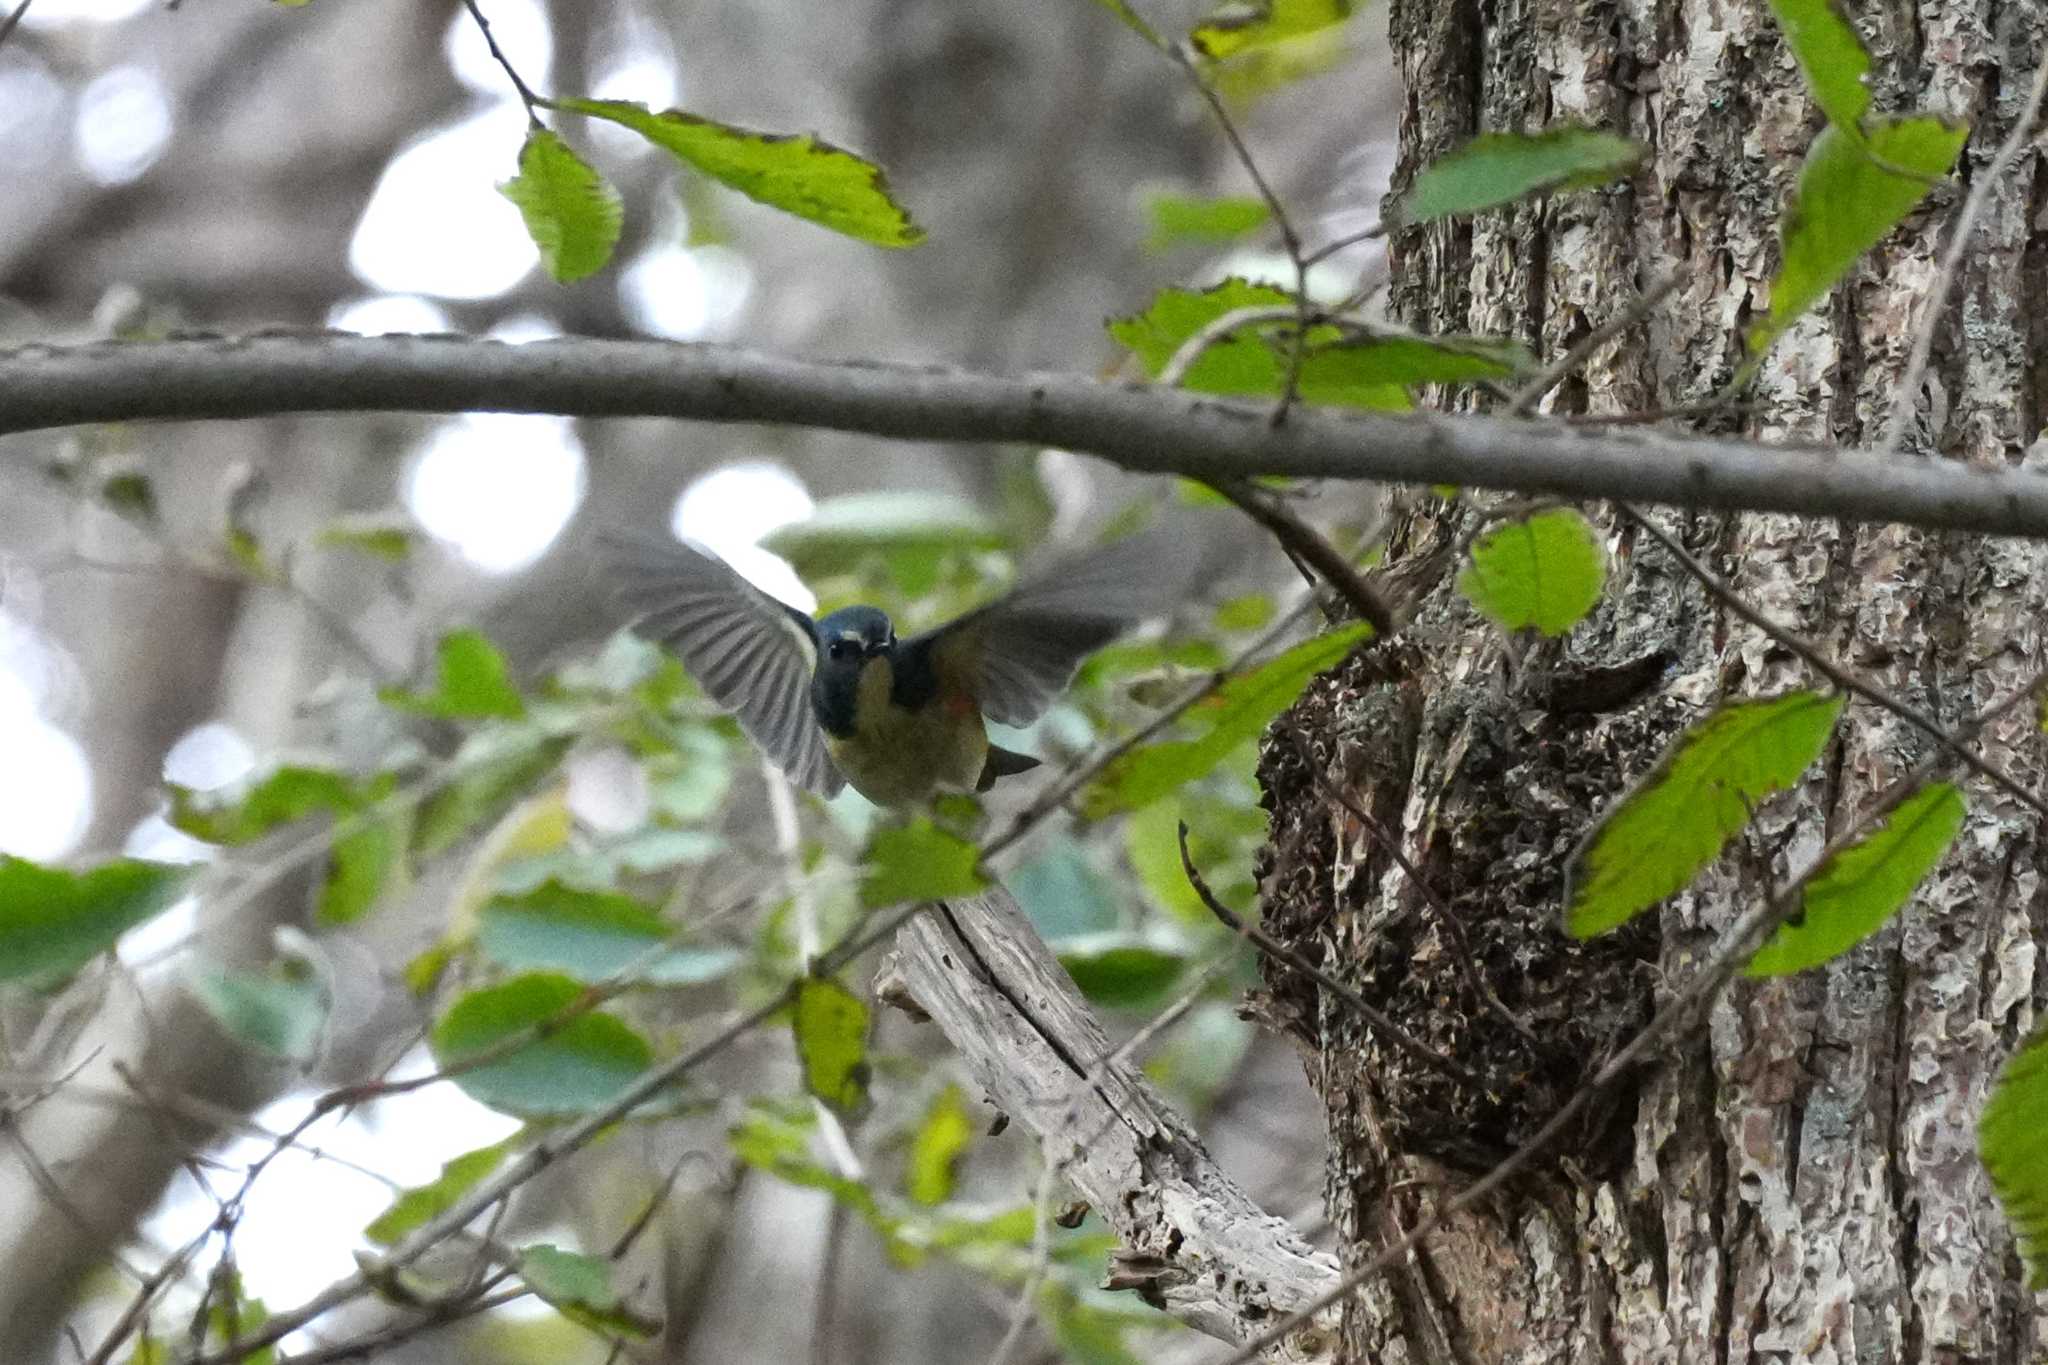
[6,334,2048,538]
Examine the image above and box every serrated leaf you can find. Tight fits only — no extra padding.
[1396,128,1644,225]
[430,973,653,1116]
[499,127,623,284]
[382,629,525,721]
[1565,691,1846,937]
[1457,508,1607,636]
[1768,0,1870,132]
[560,98,923,247]
[906,1084,973,1206]
[1146,193,1270,250]
[859,820,987,907]
[1749,117,1967,361]
[187,956,328,1062]
[519,1244,661,1338]
[1056,932,1188,1009]
[794,976,871,1114]
[364,1136,521,1246]
[1109,279,1409,411]
[0,857,187,987]
[1191,0,1353,59]
[1981,1026,2048,1288]
[1746,782,1964,976]
[1081,624,1371,817]
[477,881,738,986]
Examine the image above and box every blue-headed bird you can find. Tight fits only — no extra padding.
[604,525,1204,805]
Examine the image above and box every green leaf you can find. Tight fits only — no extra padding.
[170,767,404,925]
[0,857,187,987]
[364,1137,521,1246]
[1191,0,1353,59]
[1304,334,1531,386]
[1981,1025,2048,1288]
[317,512,416,563]
[499,127,623,284]
[477,881,736,986]
[1749,117,1967,361]
[1213,593,1275,632]
[1564,691,1846,938]
[382,629,525,721]
[559,98,924,248]
[186,956,328,1063]
[1457,508,1608,636]
[906,1084,973,1206]
[859,820,988,907]
[519,1244,661,1338]
[1087,0,1167,47]
[321,815,406,925]
[1081,624,1372,817]
[169,766,364,844]
[1109,279,1409,411]
[413,732,573,857]
[794,976,871,1114]
[1056,933,1188,1009]
[1396,128,1644,225]
[1746,782,1965,976]
[430,973,654,1116]
[1768,0,1870,131]
[761,491,1003,588]
[1146,193,1270,250]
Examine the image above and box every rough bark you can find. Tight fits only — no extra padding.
[1258,1,2048,1360]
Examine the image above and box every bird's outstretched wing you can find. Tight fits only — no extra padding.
[912,522,1208,727]
[600,530,844,797]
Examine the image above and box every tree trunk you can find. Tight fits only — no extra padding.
[1259,0,2048,1359]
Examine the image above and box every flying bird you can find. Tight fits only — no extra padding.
[605,524,1204,805]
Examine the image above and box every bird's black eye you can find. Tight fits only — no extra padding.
[828,639,857,662]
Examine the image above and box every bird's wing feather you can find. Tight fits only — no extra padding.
[915,523,1208,727]
[601,530,844,797]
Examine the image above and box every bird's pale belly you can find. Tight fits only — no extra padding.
[828,662,987,804]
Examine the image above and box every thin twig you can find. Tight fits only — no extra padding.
[1623,505,2048,820]
[1302,221,1387,269]
[0,0,34,52]
[1175,822,1480,1089]
[458,0,545,124]
[1882,57,2048,455]
[1203,477,1399,634]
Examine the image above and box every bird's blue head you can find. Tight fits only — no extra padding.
[811,605,896,736]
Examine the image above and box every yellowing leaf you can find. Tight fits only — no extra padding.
[906,1085,973,1205]
[1192,0,1353,59]
[793,977,871,1115]
[561,98,924,248]
[1746,782,1964,975]
[1565,692,1845,937]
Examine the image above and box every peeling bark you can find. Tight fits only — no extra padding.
[1262,1,2048,1360]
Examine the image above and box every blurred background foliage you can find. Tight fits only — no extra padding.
[0,0,1399,1359]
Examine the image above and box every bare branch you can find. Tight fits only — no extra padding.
[6,335,2048,538]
